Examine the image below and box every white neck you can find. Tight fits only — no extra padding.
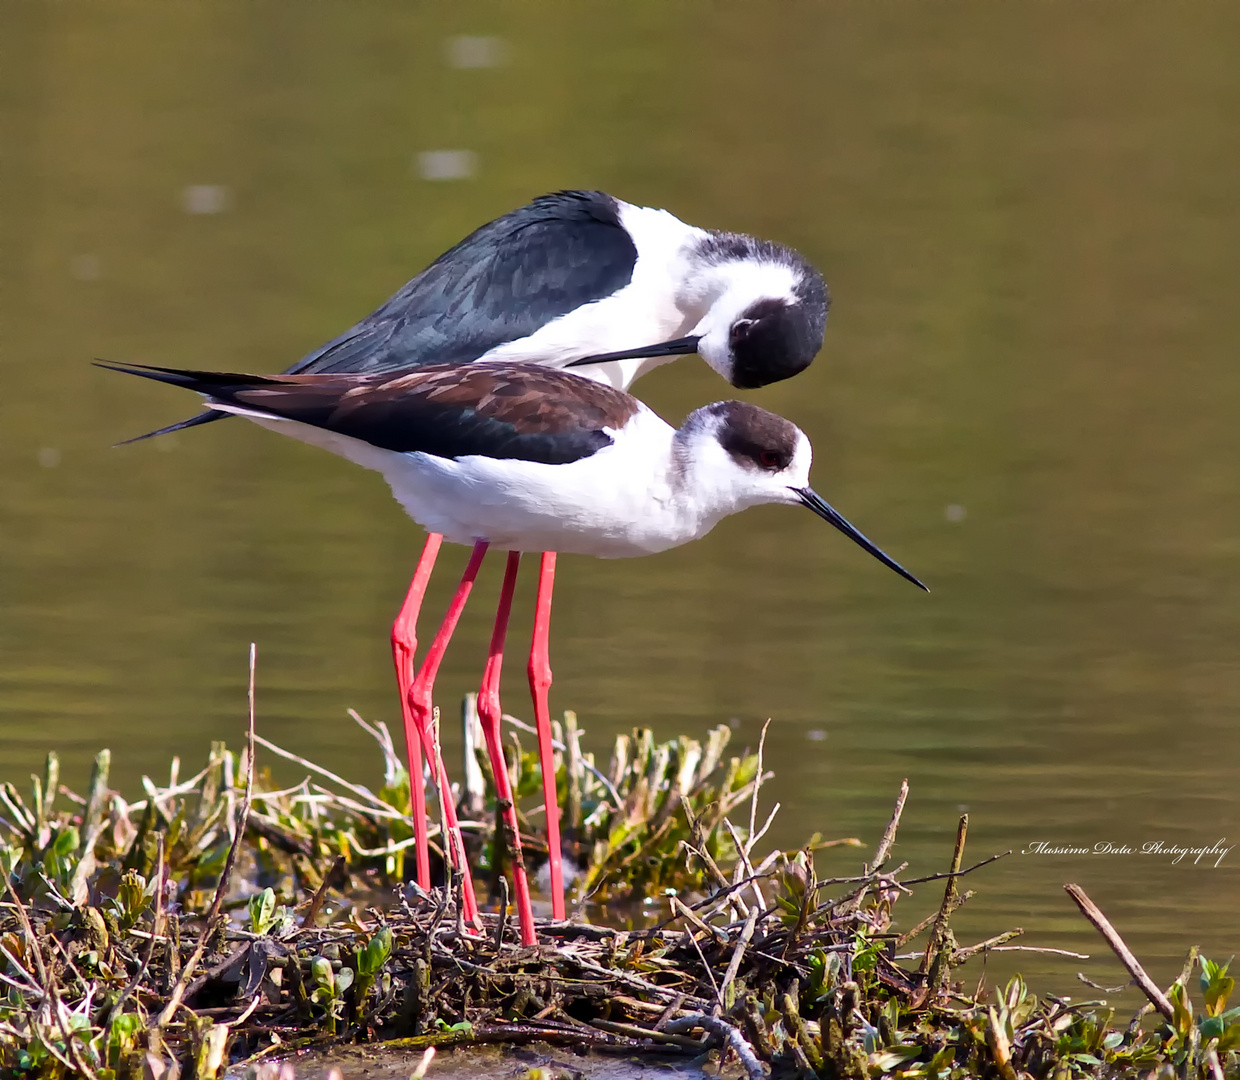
[666,422,765,537]
[679,258,801,329]
[676,259,801,381]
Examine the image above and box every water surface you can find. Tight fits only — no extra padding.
[3,1,1239,993]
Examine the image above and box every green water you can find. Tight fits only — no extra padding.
[4,2,1239,995]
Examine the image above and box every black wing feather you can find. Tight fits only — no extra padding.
[288,190,637,375]
[117,191,637,441]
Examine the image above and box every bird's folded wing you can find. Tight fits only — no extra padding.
[99,361,639,466]
[288,191,638,376]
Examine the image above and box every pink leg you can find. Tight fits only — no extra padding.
[408,541,488,925]
[476,551,537,945]
[391,533,443,890]
[528,552,564,920]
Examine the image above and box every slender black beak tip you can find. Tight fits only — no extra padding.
[793,487,929,592]
[565,335,703,368]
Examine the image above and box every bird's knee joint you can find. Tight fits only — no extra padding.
[407,685,432,715]
[477,692,501,721]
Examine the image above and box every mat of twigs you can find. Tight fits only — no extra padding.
[2,648,1236,1079]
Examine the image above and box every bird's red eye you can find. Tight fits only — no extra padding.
[760,450,780,469]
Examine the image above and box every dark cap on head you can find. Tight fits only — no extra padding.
[708,400,801,472]
[695,232,830,390]
[729,267,829,389]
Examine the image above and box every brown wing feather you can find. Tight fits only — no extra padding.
[224,362,640,463]
[328,363,639,432]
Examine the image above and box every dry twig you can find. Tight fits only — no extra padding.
[1063,883,1173,1021]
[664,1013,766,1080]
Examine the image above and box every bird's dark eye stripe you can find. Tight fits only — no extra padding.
[713,401,800,472]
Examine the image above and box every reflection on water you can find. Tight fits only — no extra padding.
[3,2,1239,992]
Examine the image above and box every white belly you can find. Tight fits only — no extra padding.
[380,440,690,559]
[236,409,708,559]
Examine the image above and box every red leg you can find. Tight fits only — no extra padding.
[476,551,536,945]
[391,533,443,890]
[528,552,564,919]
[408,540,488,925]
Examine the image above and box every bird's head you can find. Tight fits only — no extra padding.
[693,291,826,390]
[676,401,927,591]
[564,236,828,388]
[686,237,829,390]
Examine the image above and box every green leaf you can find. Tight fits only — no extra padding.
[1199,1016,1226,1040]
[870,1045,922,1071]
[248,887,277,935]
[310,956,334,990]
[107,1012,143,1064]
[356,926,393,977]
[851,932,881,975]
[1205,973,1234,1017]
[114,870,151,929]
[1170,980,1193,1037]
[51,825,80,859]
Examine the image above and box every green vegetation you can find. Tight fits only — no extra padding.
[1,699,1235,1079]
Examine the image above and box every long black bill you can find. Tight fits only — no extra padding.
[564,335,702,369]
[792,487,929,592]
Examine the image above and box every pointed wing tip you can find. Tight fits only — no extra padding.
[111,428,165,448]
[94,359,142,375]
[109,409,226,447]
